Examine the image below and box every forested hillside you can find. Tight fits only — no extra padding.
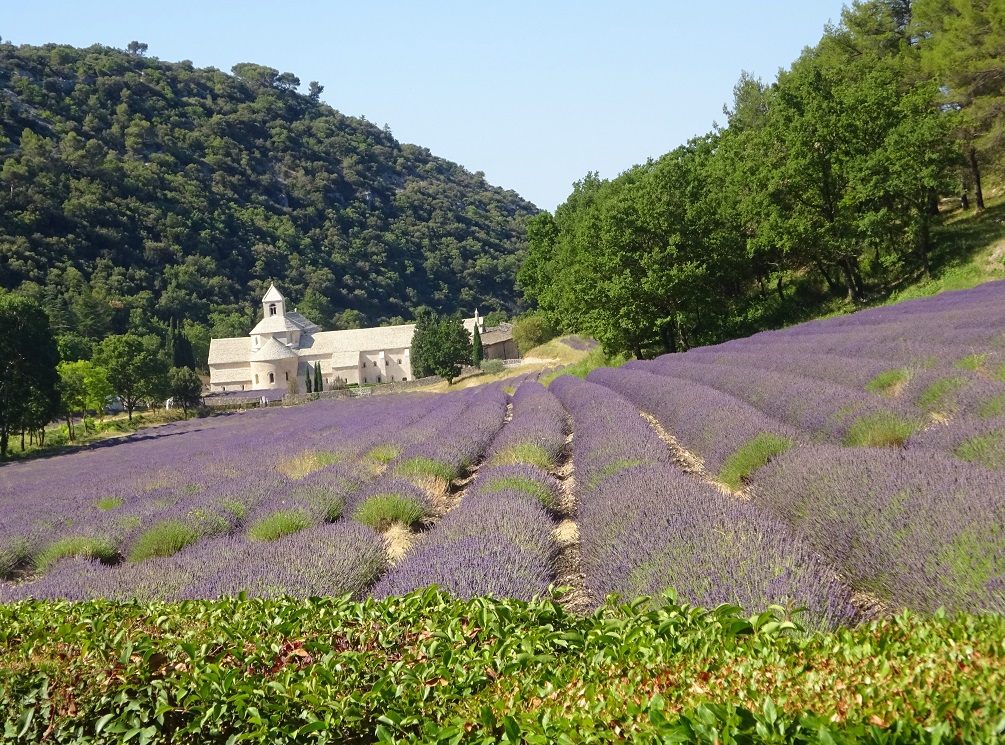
[0,42,537,361]
[520,0,1005,358]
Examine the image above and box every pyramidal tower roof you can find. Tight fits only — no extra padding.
[262,283,285,302]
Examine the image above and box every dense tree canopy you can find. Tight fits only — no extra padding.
[411,310,472,384]
[93,333,168,420]
[521,0,986,358]
[0,294,60,457]
[0,41,537,369]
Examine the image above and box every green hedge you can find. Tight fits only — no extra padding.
[1,592,1003,743]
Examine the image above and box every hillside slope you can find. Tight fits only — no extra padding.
[0,42,538,338]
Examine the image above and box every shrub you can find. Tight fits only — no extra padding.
[291,483,347,522]
[864,368,910,397]
[34,537,119,571]
[719,434,793,490]
[488,442,553,470]
[96,497,123,511]
[979,394,1005,419]
[917,377,968,413]
[955,432,1005,469]
[480,358,505,374]
[955,353,987,371]
[512,315,558,355]
[843,411,917,447]
[353,494,428,530]
[128,520,201,562]
[481,474,558,511]
[395,456,456,482]
[248,509,313,542]
[278,450,340,479]
[367,444,401,464]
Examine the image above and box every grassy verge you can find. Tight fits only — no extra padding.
[1,408,198,463]
[540,347,630,386]
[1,593,1002,743]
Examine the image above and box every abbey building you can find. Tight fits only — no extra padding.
[208,285,484,392]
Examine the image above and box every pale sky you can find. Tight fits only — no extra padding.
[4,1,848,210]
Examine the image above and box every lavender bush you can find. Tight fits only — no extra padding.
[628,356,919,447]
[1,522,388,602]
[752,445,1005,615]
[549,376,669,494]
[371,464,560,600]
[587,366,798,480]
[907,416,1005,469]
[576,465,856,630]
[485,382,568,469]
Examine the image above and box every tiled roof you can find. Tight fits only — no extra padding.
[250,315,303,335]
[286,311,320,334]
[208,337,251,365]
[300,325,417,355]
[251,337,298,361]
[481,329,513,346]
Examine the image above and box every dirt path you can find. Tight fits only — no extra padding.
[639,411,740,498]
[549,421,593,613]
[386,402,513,564]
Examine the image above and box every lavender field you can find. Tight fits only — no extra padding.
[3,281,1005,621]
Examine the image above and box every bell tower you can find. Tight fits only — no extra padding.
[262,283,286,321]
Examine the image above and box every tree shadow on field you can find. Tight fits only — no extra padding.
[0,427,204,468]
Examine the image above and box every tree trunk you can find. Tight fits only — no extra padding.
[839,258,863,302]
[65,415,74,442]
[812,259,840,294]
[776,275,785,302]
[918,217,932,278]
[970,148,985,212]
[659,322,677,354]
[926,189,940,216]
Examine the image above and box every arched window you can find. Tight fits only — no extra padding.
[269,372,275,384]
[255,374,259,384]
[269,303,277,317]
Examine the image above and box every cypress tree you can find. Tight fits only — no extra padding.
[305,370,312,393]
[165,320,177,368]
[314,361,322,391]
[472,324,484,366]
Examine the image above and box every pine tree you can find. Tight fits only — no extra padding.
[472,324,484,366]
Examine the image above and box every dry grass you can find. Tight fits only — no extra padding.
[277,450,340,479]
[417,336,593,393]
[384,524,418,563]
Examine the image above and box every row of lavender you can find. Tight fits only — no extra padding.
[0,385,511,601]
[374,382,568,600]
[549,376,858,630]
[580,281,1005,615]
[665,281,1005,468]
